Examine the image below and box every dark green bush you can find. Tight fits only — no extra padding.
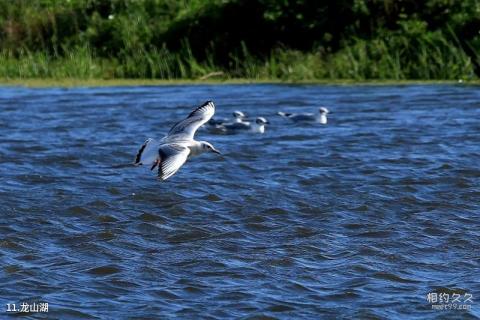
[0,0,478,79]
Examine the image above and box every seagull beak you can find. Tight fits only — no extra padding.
[212,148,221,155]
[266,121,270,124]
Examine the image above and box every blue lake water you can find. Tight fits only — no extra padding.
[0,84,479,319]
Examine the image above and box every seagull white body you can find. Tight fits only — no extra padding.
[134,101,220,180]
[277,107,329,124]
[207,110,246,126]
[215,117,269,133]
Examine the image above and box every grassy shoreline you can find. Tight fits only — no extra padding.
[0,78,475,88]
[1,2,478,84]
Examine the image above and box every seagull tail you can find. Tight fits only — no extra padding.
[134,138,159,168]
[277,111,291,118]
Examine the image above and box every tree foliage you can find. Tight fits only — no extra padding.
[0,0,478,78]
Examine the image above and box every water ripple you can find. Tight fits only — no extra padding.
[0,84,479,319]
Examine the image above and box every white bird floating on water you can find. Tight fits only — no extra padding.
[134,101,221,180]
[277,107,330,124]
[214,117,269,133]
[207,110,247,126]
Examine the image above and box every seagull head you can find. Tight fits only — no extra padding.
[319,107,329,114]
[233,110,246,119]
[255,117,270,125]
[200,141,221,154]
[233,111,247,123]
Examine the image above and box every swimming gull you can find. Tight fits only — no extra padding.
[207,110,247,126]
[215,117,269,133]
[277,107,329,124]
[134,101,221,180]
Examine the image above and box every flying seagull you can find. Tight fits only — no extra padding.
[134,101,221,180]
[277,107,329,124]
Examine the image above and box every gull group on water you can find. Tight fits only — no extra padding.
[206,108,269,134]
[212,117,269,133]
[207,110,247,126]
[277,107,329,124]
[134,101,329,180]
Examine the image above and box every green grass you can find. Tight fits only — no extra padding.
[0,0,479,83]
[0,30,475,82]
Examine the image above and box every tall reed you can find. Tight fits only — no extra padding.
[0,32,475,81]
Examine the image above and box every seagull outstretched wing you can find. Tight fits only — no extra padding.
[134,138,159,166]
[156,144,191,180]
[166,101,215,141]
